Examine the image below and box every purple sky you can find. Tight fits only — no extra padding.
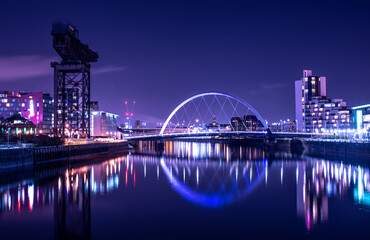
[0,0,369,125]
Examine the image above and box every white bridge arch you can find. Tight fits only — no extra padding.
[159,92,268,135]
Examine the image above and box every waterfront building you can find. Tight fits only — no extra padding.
[0,90,54,135]
[352,104,370,130]
[20,92,54,135]
[90,111,119,137]
[269,119,297,132]
[0,91,22,121]
[0,113,37,136]
[295,70,352,132]
[230,115,264,131]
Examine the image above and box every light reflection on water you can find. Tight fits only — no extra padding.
[1,141,370,239]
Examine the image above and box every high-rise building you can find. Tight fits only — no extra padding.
[295,70,351,132]
[295,70,326,131]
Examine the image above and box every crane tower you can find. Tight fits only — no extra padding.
[51,22,98,138]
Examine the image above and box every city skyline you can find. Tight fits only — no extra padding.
[0,1,369,125]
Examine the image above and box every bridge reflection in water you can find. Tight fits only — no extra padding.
[1,141,370,238]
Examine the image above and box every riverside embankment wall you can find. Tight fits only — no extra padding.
[0,142,131,171]
[303,140,370,160]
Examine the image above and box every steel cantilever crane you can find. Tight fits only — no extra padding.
[51,22,99,138]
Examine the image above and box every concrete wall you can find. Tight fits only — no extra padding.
[0,148,34,170]
[0,142,130,171]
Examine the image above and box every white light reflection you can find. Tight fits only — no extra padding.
[28,185,34,211]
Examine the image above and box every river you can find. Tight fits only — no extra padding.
[1,141,370,239]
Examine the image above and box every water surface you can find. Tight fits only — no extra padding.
[1,141,370,239]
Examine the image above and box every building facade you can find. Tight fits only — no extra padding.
[230,115,264,131]
[20,92,54,135]
[90,111,119,137]
[269,120,297,132]
[0,91,22,121]
[352,104,370,130]
[0,113,37,136]
[295,70,351,132]
[0,90,54,135]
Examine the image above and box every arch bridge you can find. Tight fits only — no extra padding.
[127,92,275,141]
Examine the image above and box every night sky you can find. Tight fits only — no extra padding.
[0,0,369,125]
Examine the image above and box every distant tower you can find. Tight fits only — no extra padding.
[212,115,217,126]
[124,100,136,128]
[51,22,98,138]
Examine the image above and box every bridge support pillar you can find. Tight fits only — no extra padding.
[155,140,165,155]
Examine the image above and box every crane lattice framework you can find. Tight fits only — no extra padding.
[51,22,98,138]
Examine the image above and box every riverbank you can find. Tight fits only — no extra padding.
[0,142,133,172]
[148,137,370,161]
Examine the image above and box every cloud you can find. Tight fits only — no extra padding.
[0,55,56,82]
[94,65,127,74]
[0,55,127,82]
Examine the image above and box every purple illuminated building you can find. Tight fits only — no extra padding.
[0,90,54,135]
[20,92,54,135]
